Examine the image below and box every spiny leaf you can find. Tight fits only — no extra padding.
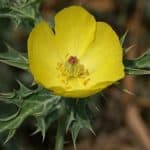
[66,100,94,149]
[70,121,81,150]
[45,110,60,131]
[0,0,9,8]
[0,80,35,106]
[134,49,150,68]
[36,117,46,141]
[66,111,75,132]
[124,44,135,54]
[0,91,20,106]
[0,91,16,100]
[70,119,94,149]
[0,59,28,70]
[4,129,16,144]
[16,80,34,98]
[0,0,40,27]
[114,83,135,96]
[0,44,28,70]
[32,109,61,138]
[124,49,150,75]
[0,96,60,141]
[125,67,150,75]
[0,108,20,122]
[33,95,61,117]
[0,87,61,143]
[120,31,128,46]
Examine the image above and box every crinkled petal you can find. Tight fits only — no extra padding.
[81,22,125,87]
[28,21,61,88]
[54,6,96,59]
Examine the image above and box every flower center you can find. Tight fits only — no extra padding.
[65,56,85,78]
[68,56,78,65]
[56,55,90,87]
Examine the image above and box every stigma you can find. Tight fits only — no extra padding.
[68,56,78,65]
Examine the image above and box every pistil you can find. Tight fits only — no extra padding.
[56,55,90,87]
[68,56,78,65]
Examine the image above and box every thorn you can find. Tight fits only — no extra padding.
[124,44,136,54]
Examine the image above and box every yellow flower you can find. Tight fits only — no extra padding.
[28,6,125,98]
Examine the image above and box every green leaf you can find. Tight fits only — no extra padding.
[16,80,33,98]
[0,85,61,143]
[124,45,135,54]
[124,49,150,75]
[70,117,94,149]
[120,31,135,54]
[66,100,94,148]
[0,91,16,100]
[66,111,75,132]
[32,108,61,137]
[0,0,9,8]
[36,117,46,141]
[0,0,41,27]
[4,129,16,144]
[0,91,20,106]
[134,49,150,68]
[125,67,150,75]
[0,108,20,122]
[70,121,81,149]
[0,80,35,106]
[120,31,128,46]
[0,44,28,70]
[114,82,135,96]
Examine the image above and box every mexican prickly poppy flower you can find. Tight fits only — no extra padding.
[28,6,125,98]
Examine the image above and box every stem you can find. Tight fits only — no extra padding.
[55,116,66,150]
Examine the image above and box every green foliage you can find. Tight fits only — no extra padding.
[0,44,96,145]
[65,100,94,148]
[124,49,150,75]
[120,31,128,47]
[0,82,61,143]
[120,32,150,75]
[0,40,149,145]
[0,0,41,27]
[120,32,136,54]
[0,44,28,70]
[0,3,149,148]
[0,82,96,146]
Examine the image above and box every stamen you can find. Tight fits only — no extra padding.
[56,55,90,87]
[83,78,90,86]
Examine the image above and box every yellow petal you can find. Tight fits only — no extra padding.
[28,21,61,88]
[81,22,125,86]
[28,9,125,98]
[51,81,111,98]
[54,6,96,59]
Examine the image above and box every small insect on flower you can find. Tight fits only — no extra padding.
[28,6,125,98]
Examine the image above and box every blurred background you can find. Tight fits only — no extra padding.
[0,0,150,149]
